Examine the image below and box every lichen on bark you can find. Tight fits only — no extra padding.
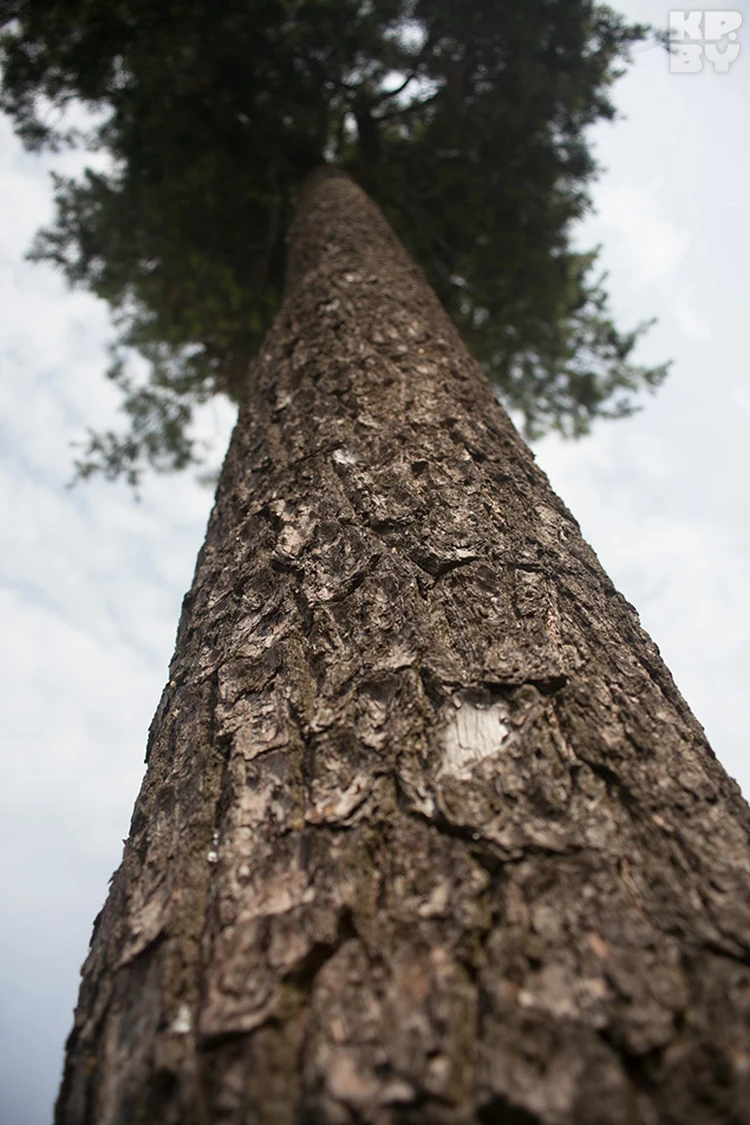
[57,168,750,1125]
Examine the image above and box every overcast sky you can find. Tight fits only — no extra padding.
[1,3,748,1122]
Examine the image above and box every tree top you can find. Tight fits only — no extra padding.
[0,0,669,485]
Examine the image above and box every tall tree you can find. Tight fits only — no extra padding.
[55,167,750,1125]
[3,2,749,1122]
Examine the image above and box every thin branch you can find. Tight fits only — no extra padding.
[370,28,438,107]
[375,86,443,123]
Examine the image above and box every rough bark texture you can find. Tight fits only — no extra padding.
[57,168,750,1125]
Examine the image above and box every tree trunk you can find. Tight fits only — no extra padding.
[56,167,750,1125]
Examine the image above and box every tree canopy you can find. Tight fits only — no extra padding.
[0,0,669,485]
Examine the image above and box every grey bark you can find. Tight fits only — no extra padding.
[56,168,750,1125]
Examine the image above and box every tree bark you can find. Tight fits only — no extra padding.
[56,167,750,1125]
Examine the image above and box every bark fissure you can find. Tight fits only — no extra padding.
[56,168,750,1125]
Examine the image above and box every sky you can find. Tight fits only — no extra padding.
[1,3,748,1121]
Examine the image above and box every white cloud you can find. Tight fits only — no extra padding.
[672,292,713,340]
[587,179,692,284]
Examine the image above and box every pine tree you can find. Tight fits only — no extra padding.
[3,3,748,1122]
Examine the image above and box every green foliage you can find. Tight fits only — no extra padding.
[0,0,669,484]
